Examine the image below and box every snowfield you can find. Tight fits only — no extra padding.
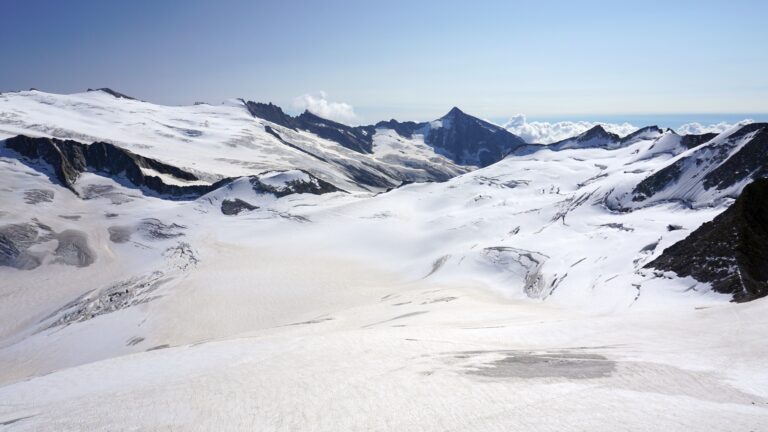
[0,91,767,431]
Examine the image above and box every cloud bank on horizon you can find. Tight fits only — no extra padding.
[293,92,357,123]
[503,114,755,144]
[503,114,636,144]
[289,91,755,144]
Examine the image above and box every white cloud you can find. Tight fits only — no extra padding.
[676,119,753,135]
[504,115,756,143]
[292,91,356,124]
[503,114,638,144]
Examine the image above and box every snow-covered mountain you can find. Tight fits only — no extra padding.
[549,124,623,149]
[0,89,475,192]
[1,90,767,431]
[608,122,768,209]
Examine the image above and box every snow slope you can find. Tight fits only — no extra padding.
[0,93,767,430]
[609,122,768,209]
[0,90,467,192]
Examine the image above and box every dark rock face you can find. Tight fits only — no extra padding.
[4,135,219,198]
[632,161,684,202]
[243,101,375,154]
[646,178,768,302]
[580,125,620,143]
[680,132,717,149]
[297,111,375,154]
[221,199,258,215]
[243,101,302,130]
[374,119,426,138]
[422,107,526,166]
[702,126,768,191]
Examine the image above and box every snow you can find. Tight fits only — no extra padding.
[0,90,465,192]
[370,128,467,180]
[258,170,311,188]
[609,124,766,209]
[0,91,767,431]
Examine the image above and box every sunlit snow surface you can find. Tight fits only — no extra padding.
[0,92,767,431]
[0,90,466,191]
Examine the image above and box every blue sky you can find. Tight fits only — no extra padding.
[2,0,767,123]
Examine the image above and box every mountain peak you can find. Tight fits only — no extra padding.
[581,124,608,137]
[421,107,526,166]
[575,125,620,144]
[547,124,621,150]
[619,125,664,144]
[444,106,465,118]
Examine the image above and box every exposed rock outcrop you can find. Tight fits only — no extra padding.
[646,178,768,302]
[3,136,344,202]
[86,88,137,100]
[243,101,375,153]
[221,199,258,215]
[4,135,218,197]
[250,170,342,197]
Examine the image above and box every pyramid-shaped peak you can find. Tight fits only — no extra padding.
[444,106,466,117]
[584,124,608,134]
[577,125,615,141]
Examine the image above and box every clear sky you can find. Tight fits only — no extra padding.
[2,0,767,123]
